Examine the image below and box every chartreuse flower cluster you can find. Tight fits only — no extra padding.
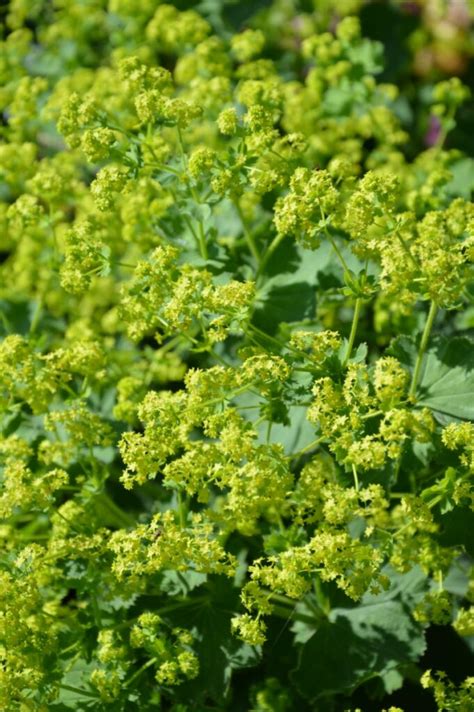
[0,2,473,711]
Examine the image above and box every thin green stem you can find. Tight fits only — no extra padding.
[234,201,261,265]
[97,492,135,528]
[435,107,456,149]
[246,324,284,349]
[352,463,360,492]
[246,324,309,361]
[59,684,98,700]
[409,301,437,399]
[269,148,291,163]
[152,597,207,614]
[395,231,421,269]
[290,437,325,460]
[29,298,42,335]
[313,576,331,616]
[177,490,187,528]
[175,128,194,193]
[342,298,362,368]
[266,419,272,444]
[182,215,207,260]
[0,308,11,332]
[360,410,384,420]
[114,597,208,632]
[158,334,186,356]
[269,593,300,608]
[392,454,403,487]
[269,604,316,626]
[182,213,199,238]
[197,220,209,261]
[325,229,351,274]
[175,127,209,260]
[176,125,187,164]
[126,657,158,687]
[147,161,181,176]
[256,232,286,281]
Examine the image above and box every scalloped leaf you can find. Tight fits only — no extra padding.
[291,568,426,701]
[389,335,474,422]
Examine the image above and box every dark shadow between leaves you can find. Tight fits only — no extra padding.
[253,282,316,335]
[291,604,425,702]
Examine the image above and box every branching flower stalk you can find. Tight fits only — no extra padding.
[409,301,438,399]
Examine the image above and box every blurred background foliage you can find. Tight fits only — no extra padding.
[1,0,473,154]
[226,0,474,156]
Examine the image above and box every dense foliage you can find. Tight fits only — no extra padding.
[1,1,474,710]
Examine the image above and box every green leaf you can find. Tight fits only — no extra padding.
[444,556,471,597]
[438,507,474,557]
[57,659,99,708]
[160,569,207,596]
[235,371,316,454]
[291,567,426,701]
[0,299,32,335]
[166,579,261,703]
[252,240,334,335]
[262,405,315,455]
[253,278,316,335]
[417,337,474,421]
[261,235,333,284]
[446,157,474,199]
[389,335,474,422]
[347,39,384,75]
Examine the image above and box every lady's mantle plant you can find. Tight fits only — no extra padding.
[0,3,473,711]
